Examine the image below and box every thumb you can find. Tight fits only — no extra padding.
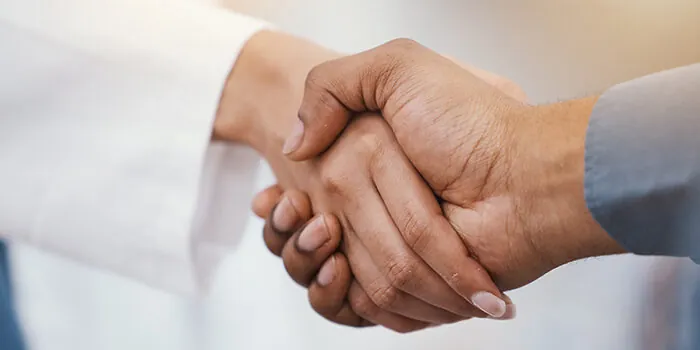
[284,39,425,161]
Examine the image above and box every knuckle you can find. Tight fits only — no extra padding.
[318,163,347,195]
[376,40,415,89]
[400,213,433,253]
[354,131,384,158]
[349,291,378,319]
[343,121,392,169]
[299,83,341,121]
[301,63,347,121]
[305,64,328,89]
[369,284,401,310]
[384,257,417,291]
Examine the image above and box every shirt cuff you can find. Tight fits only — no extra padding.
[584,63,700,260]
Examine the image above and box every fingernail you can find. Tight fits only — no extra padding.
[272,197,298,232]
[489,303,517,320]
[502,304,517,319]
[297,216,330,252]
[316,257,336,286]
[471,292,507,319]
[282,120,305,155]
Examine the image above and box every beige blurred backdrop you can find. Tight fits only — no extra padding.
[10,1,699,350]
[223,0,700,103]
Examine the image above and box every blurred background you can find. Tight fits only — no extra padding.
[9,0,700,349]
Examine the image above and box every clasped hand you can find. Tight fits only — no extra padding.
[252,39,623,333]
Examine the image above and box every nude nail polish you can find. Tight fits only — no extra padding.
[316,257,336,286]
[282,120,304,155]
[272,197,298,232]
[471,292,507,318]
[297,216,330,252]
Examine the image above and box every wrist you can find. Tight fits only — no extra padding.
[213,30,339,155]
[522,97,625,269]
[213,30,285,148]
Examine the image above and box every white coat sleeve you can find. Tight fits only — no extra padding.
[0,0,269,294]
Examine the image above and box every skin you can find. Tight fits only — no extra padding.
[252,56,532,330]
[273,38,627,324]
[215,31,510,332]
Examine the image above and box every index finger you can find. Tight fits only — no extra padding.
[370,135,514,319]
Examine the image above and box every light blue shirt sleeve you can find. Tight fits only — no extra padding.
[584,63,700,261]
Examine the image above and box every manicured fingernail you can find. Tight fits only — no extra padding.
[282,120,304,155]
[272,197,298,232]
[501,303,517,320]
[316,257,336,286]
[488,303,517,320]
[471,292,507,318]
[297,216,330,252]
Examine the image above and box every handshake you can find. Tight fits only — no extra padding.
[220,32,626,333]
